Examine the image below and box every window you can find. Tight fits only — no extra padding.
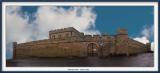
[66,33,69,38]
[71,32,72,36]
[58,34,61,38]
[53,35,55,39]
[51,35,55,39]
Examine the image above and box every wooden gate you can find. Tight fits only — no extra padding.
[87,43,98,56]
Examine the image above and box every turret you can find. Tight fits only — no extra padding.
[117,28,128,35]
[116,28,129,56]
[146,43,151,52]
[13,42,17,59]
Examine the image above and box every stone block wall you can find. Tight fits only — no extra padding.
[14,39,88,59]
[13,27,151,59]
[115,34,129,55]
[128,39,149,54]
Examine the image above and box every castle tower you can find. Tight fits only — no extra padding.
[13,42,17,59]
[146,43,151,52]
[115,28,129,56]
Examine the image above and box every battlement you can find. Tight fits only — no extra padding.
[49,27,129,40]
[84,35,92,38]
[101,33,108,36]
[117,28,128,35]
[93,35,100,37]
[49,27,78,34]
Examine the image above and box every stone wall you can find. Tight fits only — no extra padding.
[128,39,150,54]
[13,27,150,59]
[115,34,129,55]
[14,40,88,58]
[30,42,87,58]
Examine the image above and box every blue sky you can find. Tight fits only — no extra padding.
[95,6,153,36]
[6,6,154,59]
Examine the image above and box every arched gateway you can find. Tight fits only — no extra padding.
[87,43,99,56]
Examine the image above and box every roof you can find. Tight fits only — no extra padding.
[49,27,80,34]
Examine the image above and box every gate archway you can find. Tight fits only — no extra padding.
[87,43,99,56]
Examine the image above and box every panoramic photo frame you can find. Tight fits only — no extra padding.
[2,2,158,71]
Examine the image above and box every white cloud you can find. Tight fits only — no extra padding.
[6,6,34,43]
[151,42,154,51]
[133,36,149,44]
[141,25,153,39]
[34,6,100,39]
[6,6,35,59]
[133,25,154,51]
[6,6,100,59]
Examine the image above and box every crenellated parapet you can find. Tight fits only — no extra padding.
[117,28,128,35]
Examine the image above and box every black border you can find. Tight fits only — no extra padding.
[0,0,159,73]
[1,0,159,2]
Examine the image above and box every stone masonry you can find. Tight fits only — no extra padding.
[13,27,151,59]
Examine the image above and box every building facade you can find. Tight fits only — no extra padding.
[13,27,151,59]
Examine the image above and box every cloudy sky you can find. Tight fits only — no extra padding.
[6,6,154,59]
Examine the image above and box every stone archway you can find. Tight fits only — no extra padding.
[87,43,99,56]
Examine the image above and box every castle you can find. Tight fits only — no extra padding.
[13,27,151,59]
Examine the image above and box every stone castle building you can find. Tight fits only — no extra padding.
[13,27,151,59]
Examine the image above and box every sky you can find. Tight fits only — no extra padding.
[6,6,154,59]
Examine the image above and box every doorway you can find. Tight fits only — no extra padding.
[87,43,98,56]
